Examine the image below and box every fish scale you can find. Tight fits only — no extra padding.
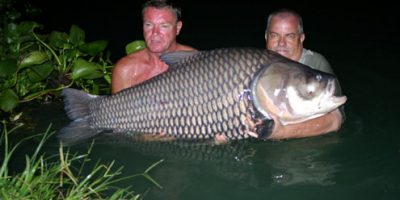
[60,47,346,145]
[89,48,267,140]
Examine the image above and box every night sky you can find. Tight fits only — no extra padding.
[24,0,399,63]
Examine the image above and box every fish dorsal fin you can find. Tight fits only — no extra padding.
[160,50,199,66]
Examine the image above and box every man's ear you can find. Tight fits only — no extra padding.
[300,33,305,43]
[176,21,183,35]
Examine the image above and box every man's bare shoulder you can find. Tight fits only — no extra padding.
[176,43,197,51]
[115,49,148,68]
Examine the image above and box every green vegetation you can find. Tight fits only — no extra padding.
[0,0,146,120]
[0,21,114,113]
[1,0,114,114]
[0,1,155,199]
[0,122,162,199]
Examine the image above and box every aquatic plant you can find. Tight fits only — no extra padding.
[0,122,162,199]
[0,0,111,115]
[0,21,113,113]
[0,0,146,122]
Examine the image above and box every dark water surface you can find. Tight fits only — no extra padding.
[7,1,400,199]
[12,39,400,199]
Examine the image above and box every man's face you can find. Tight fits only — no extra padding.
[265,15,305,61]
[143,7,182,53]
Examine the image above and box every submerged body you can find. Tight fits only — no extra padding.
[60,48,346,144]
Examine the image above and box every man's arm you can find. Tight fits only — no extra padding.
[268,109,343,140]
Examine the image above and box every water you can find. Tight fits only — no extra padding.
[9,39,400,199]
[6,2,400,199]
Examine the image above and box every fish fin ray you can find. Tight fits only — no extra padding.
[57,120,102,146]
[62,88,97,120]
[160,50,199,67]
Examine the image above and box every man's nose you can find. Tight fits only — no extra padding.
[278,37,286,46]
[152,25,161,35]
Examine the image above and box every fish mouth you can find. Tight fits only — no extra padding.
[327,80,347,106]
[331,95,347,106]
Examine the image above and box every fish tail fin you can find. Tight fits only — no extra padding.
[58,121,101,146]
[58,88,100,146]
[62,88,97,120]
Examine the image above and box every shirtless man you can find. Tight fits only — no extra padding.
[112,0,195,94]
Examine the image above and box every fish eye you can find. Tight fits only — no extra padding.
[316,74,322,82]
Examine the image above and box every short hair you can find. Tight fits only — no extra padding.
[265,8,304,34]
[142,0,182,22]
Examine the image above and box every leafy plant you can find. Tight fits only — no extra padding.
[0,21,113,113]
[125,40,146,55]
[0,0,147,118]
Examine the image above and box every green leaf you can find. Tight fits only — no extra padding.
[0,59,18,80]
[69,25,85,46]
[72,59,103,80]
[103,74,112,84]
[78,40,108,56]
[27,63,54,82]
[17,21,40,35]
[48,31,69,49]
[63,49,80,63]
[125,40,146,55]
[0,77,17,91]
[0,89,19,112]
[18,51,48,68]
[16,73,32,96]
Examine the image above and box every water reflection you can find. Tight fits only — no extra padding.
[88,132,341,197]
[258,138,340,186]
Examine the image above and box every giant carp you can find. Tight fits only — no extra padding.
[59,48,346,144]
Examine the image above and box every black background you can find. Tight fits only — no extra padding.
[27,0,399,62]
